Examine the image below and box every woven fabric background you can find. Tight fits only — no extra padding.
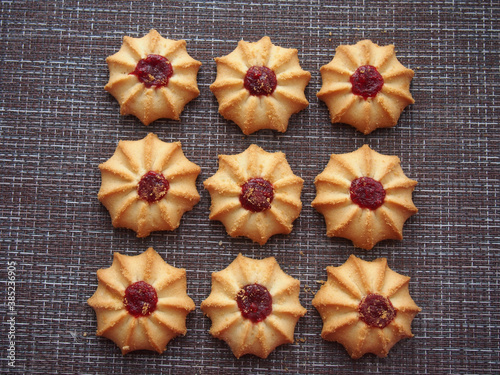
[1,0,498,374]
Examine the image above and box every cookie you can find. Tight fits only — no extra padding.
[87,247,195,354]
[204,144,303,244]
[98,133,201,237]
[201,254,306,358]
[312,145,417,250]
[317,40,414,134]
[312,255,421,358]
[105,29,201,125]
[210,36,311,134]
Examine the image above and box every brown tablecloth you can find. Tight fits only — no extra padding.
[1,1,499,374]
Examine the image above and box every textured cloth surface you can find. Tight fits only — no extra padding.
[1,1,499,374]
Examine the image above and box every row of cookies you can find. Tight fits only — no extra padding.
[98,133,418,250]
[105,30,414,135]
[88,248,420,359]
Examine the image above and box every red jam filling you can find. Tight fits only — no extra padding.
[130,54,173,88]
[358,293,396,329]
[236,284,273,323]
[350,65,384,99]
[123,281,158,318]
[137,171,169,203]
[350,177,386,210]
[239,178,274,212]
[244,66,277,96]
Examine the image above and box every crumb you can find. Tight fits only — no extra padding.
[329,32,332,36]
[83,332,87,337]
[299,251,304,256]
[329,38,332,41]
[316,280,326,285]
[219,241,223,246]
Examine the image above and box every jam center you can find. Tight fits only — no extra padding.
[240,178,274,212]
[244,66,277,96]
[350,177,386,210]
[358,293,396,328]
[350,65,384,99]
[236,284,273,323]
[130,54,173,88]
[123,281,158,318]
[137,171,169,203]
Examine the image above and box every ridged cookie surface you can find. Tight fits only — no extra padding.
[204,144,303,244]
[211,36,310,134]
[312,145,417,250]
[105,29,201,125]
[88,248,195,354]
[312,255,421,359]
[201,254,306,358]
[317,40,414,134]
[98,133,200,237]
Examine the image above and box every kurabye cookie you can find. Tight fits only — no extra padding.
[210,36,311,134]
[312,145,417,250]
[201,254,307,358]
[105,29,201,125]
[312,255,421,359]
[87,247,195,354]
[317,40,414,134]
[204,144,303,245]
[98,133,201,237]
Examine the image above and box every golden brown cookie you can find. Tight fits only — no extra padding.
[105,29,201,125]
[87,247,195,354]
[317,40,414,134]
[204,144,303,245]
[98,133,201,237]
[312,145,417,250]
[210,36,311,135]
[312,255,421,359]
[201,254,306,358]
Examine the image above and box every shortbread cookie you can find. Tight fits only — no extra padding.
[204,144,303,244]
[312,145,417,250]
[210,36,311,135]
[201,254,306,358]
[105,29,201,125]
[312,255,421,359]
[87,247,195,354]
[98,133,201,237]
[317,40,414,134]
